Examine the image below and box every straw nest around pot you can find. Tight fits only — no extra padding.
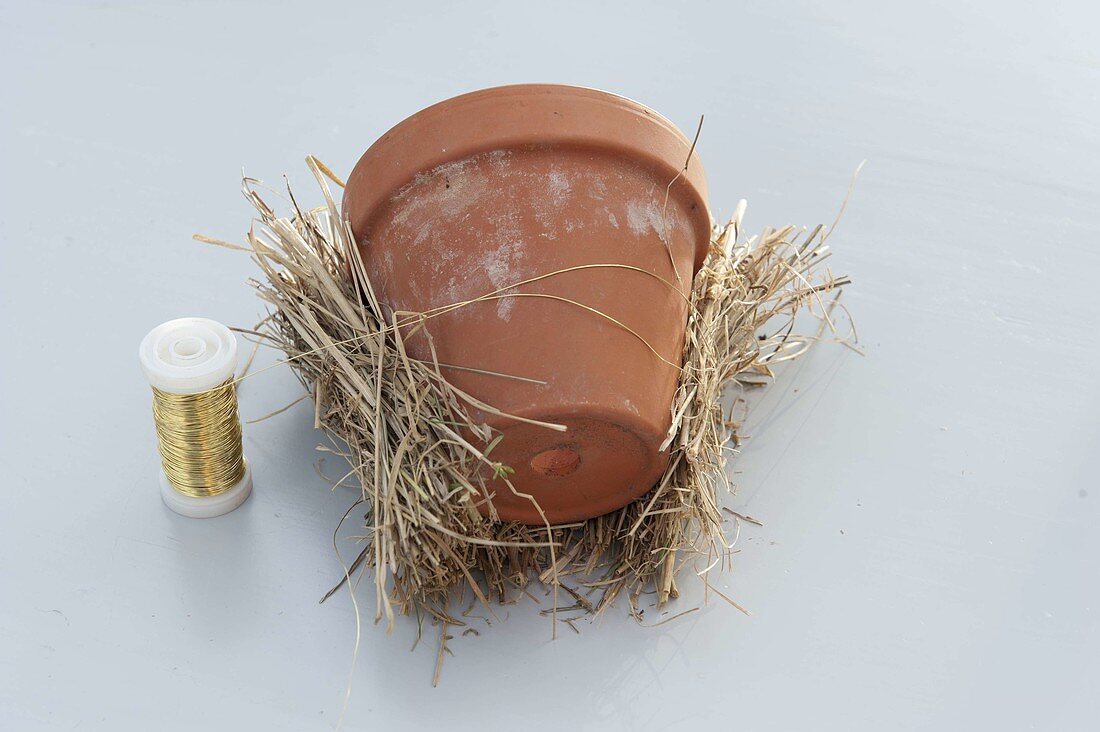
[210,156,854,640]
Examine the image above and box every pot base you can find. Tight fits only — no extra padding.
[480,413,669,525]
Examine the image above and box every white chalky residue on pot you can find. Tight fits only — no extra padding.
[389,151,522,313]
[381,249,395,287]
[533,166,608,241]
[529,166,574,240]
[407,150,524,316]
[391,155,490,229]
[589,175,608,200]
[626,197,668,240]
[547,167,572,204]
[483,247,525,321]
[483,208,527,321]
[384,148,697,322]
[485,148,512,170]
[427,239,460,277]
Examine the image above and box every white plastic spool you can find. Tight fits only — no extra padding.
[139,317,253,518]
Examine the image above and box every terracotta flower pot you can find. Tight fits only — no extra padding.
[343,84,710,524]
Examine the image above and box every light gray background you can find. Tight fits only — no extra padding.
[2,1,1098,729]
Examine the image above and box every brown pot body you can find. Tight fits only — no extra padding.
[343,84,710,524]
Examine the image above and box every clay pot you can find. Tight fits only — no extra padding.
[343,84,710,524]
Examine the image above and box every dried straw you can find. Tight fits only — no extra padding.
[225,156,851,638]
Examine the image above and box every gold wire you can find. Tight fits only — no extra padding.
[151,378,246,497]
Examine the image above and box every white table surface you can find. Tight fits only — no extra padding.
[3,1,1098,729]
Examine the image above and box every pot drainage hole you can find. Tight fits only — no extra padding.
[530,447,581,477]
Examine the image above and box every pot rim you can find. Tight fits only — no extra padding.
[344,83,712,271]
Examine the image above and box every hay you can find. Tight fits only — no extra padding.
[229,156,851,634]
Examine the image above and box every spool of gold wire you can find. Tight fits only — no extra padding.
[139,318,254,518]
[151,379,246,497]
